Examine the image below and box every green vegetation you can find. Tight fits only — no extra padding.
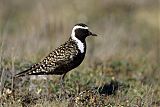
[0,0,159,106]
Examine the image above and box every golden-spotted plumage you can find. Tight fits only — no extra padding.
[15,23,97,78]
[15,38,85,77]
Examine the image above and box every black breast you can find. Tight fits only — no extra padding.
[52,40,86,75]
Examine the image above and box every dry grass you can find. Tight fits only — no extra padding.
[0,0,160,107]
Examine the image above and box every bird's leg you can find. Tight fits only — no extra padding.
[11,76,15,100]
[59,73,66,99]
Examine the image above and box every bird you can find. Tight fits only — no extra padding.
[15,23,97,89]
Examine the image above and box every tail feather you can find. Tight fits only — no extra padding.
[14,69,31,77]
[14,64,45,78]
[15,63,41,77]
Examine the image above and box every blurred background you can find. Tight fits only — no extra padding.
[0,0,159,68]
[0,0,160,106]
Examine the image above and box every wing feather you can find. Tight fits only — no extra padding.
[15,40,78,77]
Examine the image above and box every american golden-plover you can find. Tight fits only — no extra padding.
[15,23,97,89]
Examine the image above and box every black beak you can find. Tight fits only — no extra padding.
[89,31,97,36]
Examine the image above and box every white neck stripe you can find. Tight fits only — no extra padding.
[71,35,84,53]
[71,25,87,53]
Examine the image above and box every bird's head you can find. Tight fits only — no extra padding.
[71,23,97,42]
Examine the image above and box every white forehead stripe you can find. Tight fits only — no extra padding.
[72,25,88,30]
[71,25,88,53]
